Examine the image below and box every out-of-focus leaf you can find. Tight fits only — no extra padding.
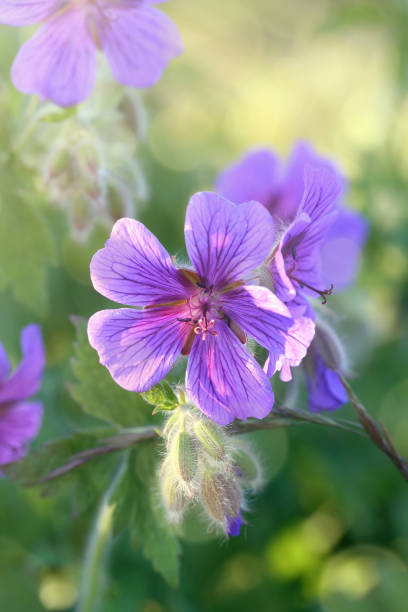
[113,442,181,587]
[141,381,179,412]
[70,317,151,428]
[0,170,55,315]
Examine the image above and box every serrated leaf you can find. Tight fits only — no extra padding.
[0,169,55,315]
[141,381,179,412]
[70,317,151,428]
[3,430,120,511]
[113,442,181,586]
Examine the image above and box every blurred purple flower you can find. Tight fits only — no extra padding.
[304,340,347,413]
[88,191,314,425]
[0,324,45,467]
[0,0,182,107]
[217,141,368,296]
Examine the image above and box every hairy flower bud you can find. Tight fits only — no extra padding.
[160,469,188,522]
[193,419,227,461]
[201,470,242,528]
[171,430,198,484]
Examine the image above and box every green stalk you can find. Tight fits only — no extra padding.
[75,454,128,612]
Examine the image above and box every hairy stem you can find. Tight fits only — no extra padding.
[75,454,128,612]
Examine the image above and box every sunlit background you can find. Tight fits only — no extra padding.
[1,0,408,610]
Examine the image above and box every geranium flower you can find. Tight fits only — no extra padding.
[216,142,367,410]
[0,0,182,107]
[88,192,314,425]
[0,324,45,467]
[217,141,367,300]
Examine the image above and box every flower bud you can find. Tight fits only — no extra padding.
[171,430,198,484]
[193,419,227,461]
[160,468,189,522]
[200,470,242,526]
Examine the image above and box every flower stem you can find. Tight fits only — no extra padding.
[75,454,128,612]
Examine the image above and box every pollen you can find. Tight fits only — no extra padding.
[194,318,218,341]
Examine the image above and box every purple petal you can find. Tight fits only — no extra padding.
[299,165,342,223]
[184,192,275,288]
[216,149,280,209]
[227,512,243,537]
[0,0,62,25]
[273,141,344,221]
[0,324,45,404]
[0,401,43,466]
[11,8,96,107]
[264,297,316,381]
[0,343,10,382]
[90,218,190,307]
[321,207,368,291]
[306,353,347,413]
[97,4,182,89]
[186,320,274,425]
[87,306,190,392]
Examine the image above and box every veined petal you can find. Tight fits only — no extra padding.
[0,401,43,466]
[186,321,274,425]
[299,165,342,223]
[185,192,275,288]
[11,8,96,107]
[97,4,182,89]
[216,149,280,209]
[0,0,63,25]
[321,206,368,290]
[90,218,190,307]
[264,297,316,381]
[87,307,190,393]
[0,324,45,404]
[0,343,10,382]
[220,286,314,376]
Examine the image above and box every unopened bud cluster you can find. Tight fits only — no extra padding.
[159,406,263,537]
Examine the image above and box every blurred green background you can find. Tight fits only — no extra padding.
[1,0,408,610]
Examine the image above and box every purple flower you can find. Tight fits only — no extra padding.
[0,0,182,107]
[0,324,45,467]
[88,191,315,425]
[217,141,368,297]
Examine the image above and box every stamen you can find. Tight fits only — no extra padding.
[193,317,218,341]
[289,274,334,305]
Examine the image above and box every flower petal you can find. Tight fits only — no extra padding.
[11,8,96,107]
[299,165,342,223]
[216,149,280,209]
[87,306,190,392]
[0,0,62,25]
[0,324,45,404]
[97,4,182,89]
[90,218,190,307]
[186,320,274,425]
[263,297,316,381]
[219,286,315,379]
[321,206,368,290]
[306,357,347,413]
[185,192,275,288]
[0,401,43,466]
[0,342,10,382]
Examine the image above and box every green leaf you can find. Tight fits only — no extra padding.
[141,381,179,412]
[3,431,120,512]
[113,442,181,586]
[70,317,152,428]
[0,172,55,315]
